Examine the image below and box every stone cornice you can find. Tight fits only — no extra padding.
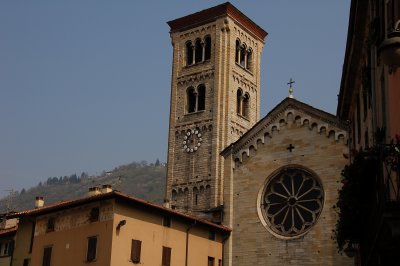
[232,69,257,91]
[177,69,214,86]
[167,2,267,42]
[221,98,348,159]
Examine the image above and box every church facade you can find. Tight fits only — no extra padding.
[165,2,353,265]
[221,98,351,265]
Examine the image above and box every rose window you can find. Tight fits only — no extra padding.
[261,167,324,238]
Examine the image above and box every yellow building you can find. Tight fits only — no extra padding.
[8,190,229,266]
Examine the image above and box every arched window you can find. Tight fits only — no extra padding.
[237,89,243,114]
[205,185,211,209]
[193,187,199,206]
[187,87,196,113]
[235,39,253,72]
[204,36,211,60]
[195,39,203,63]
[197,85,205,111]
[237,89,249,118]
[243,93,250,117]
[240,44,246,67]
[247,48,253,71]
[186,85,206,113]
[186,41,193,66]
[235,39,241,64]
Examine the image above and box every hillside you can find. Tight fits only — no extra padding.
[0,161,166,213]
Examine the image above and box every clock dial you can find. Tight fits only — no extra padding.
[182,129,202,153]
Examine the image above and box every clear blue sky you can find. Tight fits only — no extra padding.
[0,1,350,198]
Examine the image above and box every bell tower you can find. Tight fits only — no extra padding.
[165,3,267,215]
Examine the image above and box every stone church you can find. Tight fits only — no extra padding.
[164,2,353,265]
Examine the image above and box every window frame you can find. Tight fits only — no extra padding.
[235,38,254,73]
[46,217,55,232]
[131,239,142,264]
[86,236,98,262]
[162,246,171,266]
[89,207,100,222]
[42,246,52,266]
[208,256,215,266]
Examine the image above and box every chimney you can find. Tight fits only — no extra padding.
[88,187,101,197]
[101,184,112,194]
[35,196,44,208]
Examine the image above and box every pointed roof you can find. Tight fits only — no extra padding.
[167,2,267,41]
[221,97,348,157]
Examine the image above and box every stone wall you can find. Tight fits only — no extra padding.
[223,105,353,265]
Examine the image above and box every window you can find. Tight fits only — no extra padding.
[162,246,171,266]
[186,41,194,66]
[186,85,206,114]
[163,216,171,227]
[47,218,55,232]
[260,167,324,238]
[131,239,142,263]
[89,207,99,222]
[3,242,9,256]
[197,85,205,111]
[86,236,97,262]
[236,89,242,114]
[42,246,52,266]
[195,39,203,63]
[23,258,30,266]
[208,256,215,266]
[246,48,253,71]
[185,36,212,66]
[240,45,246,67]
[187,87,197,113]
[218,259,222,266]
[235,38,253,72]
[0,241,13,256]
[236,89,249,118]
[235,40,240,63]
[204,36,211,60]
[242,93,249,117]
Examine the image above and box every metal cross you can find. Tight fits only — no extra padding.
[287,78,295,98]
[287,144,295,152]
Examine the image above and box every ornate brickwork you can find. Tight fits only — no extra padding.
[165,4,266,214]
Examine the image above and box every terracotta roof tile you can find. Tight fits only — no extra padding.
[7,191,231,232]
[167,2,267,41]
[0,226,17,237]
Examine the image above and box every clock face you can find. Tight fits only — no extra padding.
[182,129,202,153]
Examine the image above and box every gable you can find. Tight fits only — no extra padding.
[221,97,348,164]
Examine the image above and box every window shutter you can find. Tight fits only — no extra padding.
[42,247,52,266]
[162,246,171,266]
[23,258,30,266]
[7,241,14,256]
[131,239,141,263]
[86,236,97,262]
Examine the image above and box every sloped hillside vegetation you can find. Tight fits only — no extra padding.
[0,161,166,213]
